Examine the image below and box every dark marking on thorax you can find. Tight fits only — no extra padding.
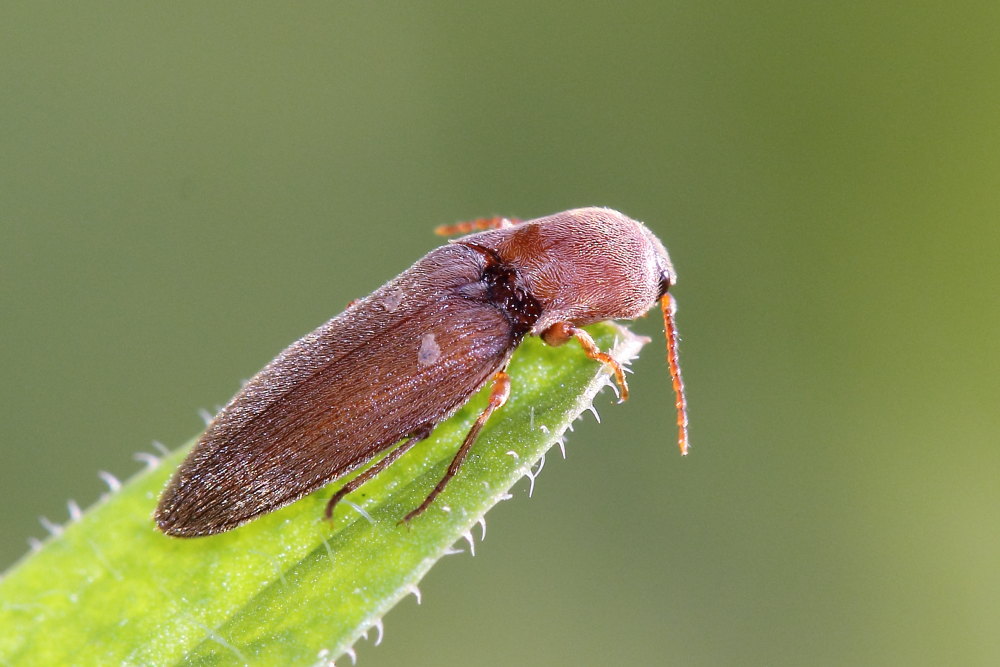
[462,244,542,340]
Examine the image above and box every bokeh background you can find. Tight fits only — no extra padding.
[3,3,998,665]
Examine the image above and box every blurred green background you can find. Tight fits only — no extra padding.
[2,2,998,665]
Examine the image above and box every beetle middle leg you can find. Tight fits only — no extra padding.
[434,216,522,237]
[402,370,512,523]
[325,424,433,522]
[541,322,629,402]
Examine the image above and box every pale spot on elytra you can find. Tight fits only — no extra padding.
[418,333,441,367]
[383,289,404,312]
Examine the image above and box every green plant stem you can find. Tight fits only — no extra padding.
[0,323,646,665]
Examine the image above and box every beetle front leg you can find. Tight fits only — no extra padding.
[541,322,629,402]
[434,216,522,237]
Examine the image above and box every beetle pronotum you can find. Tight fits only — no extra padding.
[155,207,687,537]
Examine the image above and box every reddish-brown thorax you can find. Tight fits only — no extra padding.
[461,208,675,333]
[458,207,688,454]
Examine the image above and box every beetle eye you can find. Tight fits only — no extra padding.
[658,275,672,299]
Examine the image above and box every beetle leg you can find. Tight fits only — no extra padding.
[325,424,433,522]
[541,322,629,402]
[401,370,512,523]
[434,216,522,237]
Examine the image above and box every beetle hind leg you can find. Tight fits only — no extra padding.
[402,370,512,524]
[325,424,433,523]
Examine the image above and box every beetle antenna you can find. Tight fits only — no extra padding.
[661,294,689,455]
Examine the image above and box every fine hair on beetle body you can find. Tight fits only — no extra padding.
[155,207,688,537]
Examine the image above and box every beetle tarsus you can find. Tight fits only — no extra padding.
[541,322,630,402]
[400,370,512,524]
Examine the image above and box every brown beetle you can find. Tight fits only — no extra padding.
[155,207,688,537]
